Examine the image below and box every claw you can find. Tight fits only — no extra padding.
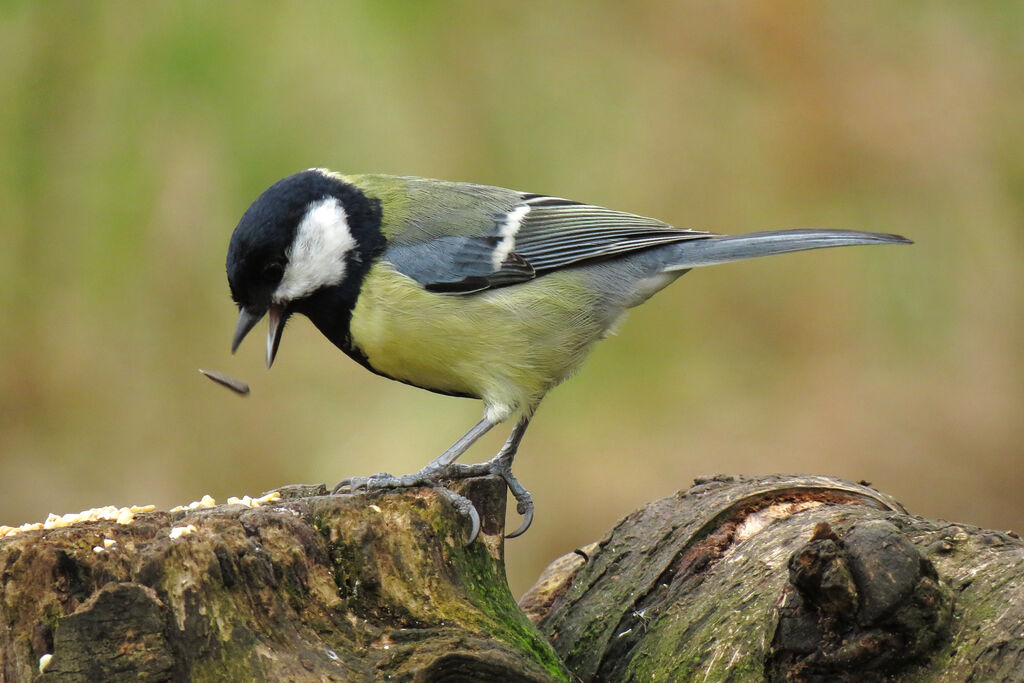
[332,476,370,494]
[490,458,534,539]
[333,473,399,494]
[466,505,481,544]
[505,502,534,538]
[440,489,481,545]
[428,486,482,545]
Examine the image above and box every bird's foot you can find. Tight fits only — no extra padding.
[332,456,534,542]
[332,470,480,544]
[454,456,534,538]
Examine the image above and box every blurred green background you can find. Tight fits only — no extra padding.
[1,2,1021,597]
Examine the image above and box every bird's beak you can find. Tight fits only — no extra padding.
[231,302,287,368]
[232,307,264,354]
[266,303,286,368]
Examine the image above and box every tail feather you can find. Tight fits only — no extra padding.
[662,229,912,271]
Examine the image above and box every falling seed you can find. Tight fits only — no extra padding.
[199,369,250,395]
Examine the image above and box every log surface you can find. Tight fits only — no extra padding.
[520,474,1024,682]
[3,474,1023,682]
[0,479,566,682]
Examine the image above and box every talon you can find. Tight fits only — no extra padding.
[432,487,482,546]
[464,503,481,545]
[331,478,356,494]
[506,502,534,538]
[489,459,534,539]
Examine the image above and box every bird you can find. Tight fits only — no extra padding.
[226,169,911,541]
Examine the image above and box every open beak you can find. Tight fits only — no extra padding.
[231,303,287,368]
[231,308,263,354]
[265,303,286,368]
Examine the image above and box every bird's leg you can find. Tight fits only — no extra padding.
[425,417,496,469]
[424,414,535,536]
[333,412,537,541]
[485,415,534,537]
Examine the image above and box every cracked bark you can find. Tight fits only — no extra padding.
[1,474,1022,682]
[521,474,1024,682]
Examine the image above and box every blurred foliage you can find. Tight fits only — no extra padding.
[0,1,1021,596]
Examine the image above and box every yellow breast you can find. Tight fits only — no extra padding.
[348,262,609,418]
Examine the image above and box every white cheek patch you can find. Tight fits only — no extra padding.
[491,204,530,270]
[274,197,355,302]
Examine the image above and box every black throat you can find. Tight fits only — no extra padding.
[289,182,386,357]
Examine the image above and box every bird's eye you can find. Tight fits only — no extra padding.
[262,261,285,283]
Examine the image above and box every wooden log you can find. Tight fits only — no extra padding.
[3,474,1023,681]
[0,479,566,682]
[521,474,1024,682]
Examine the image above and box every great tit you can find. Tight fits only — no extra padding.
[226,169,910,540]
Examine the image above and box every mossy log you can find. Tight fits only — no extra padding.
[2,475,1023,682]
[0,479,564,682]
[521,474,1024,682]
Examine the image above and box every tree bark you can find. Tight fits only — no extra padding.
[2,474,1023,682]
[0,479,565,682]
[520,474,1024,682]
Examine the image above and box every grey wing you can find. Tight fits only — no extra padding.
[385,192,715,294]
[512,195,713,272]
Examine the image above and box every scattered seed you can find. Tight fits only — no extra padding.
[226,491,281,509]
[170,494,217,512]
[169,524,197,539]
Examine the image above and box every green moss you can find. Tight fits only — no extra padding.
[443,536,567,679]
[310,499,567,680]
[189,642,274,683]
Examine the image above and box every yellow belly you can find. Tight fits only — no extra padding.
[348,262,610,419]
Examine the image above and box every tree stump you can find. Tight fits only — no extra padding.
[0,479,564,682]
[2,474,1022,681]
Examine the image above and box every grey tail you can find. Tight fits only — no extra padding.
[662,229,912,271]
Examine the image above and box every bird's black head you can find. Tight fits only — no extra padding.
[225,169,383,366]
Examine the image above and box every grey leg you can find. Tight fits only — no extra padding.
[433,414,535,536]
[427,417,496,468]
[333,411,538,542]
[488,416,535,537]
